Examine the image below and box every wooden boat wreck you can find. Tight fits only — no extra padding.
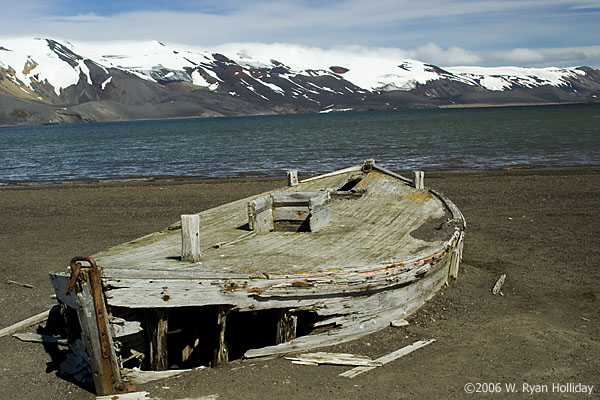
[49,159,465,395]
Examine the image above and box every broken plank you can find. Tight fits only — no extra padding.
[12,332,68,345]
[340,339,436,378]
[492,274,506,295]
[286,352,381,367]
[0,309,50,338]
[121,367,203,385]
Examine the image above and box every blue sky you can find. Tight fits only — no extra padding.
[1,0,599,67]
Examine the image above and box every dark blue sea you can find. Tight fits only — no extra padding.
[0,105,599,186]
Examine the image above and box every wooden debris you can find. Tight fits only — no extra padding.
[121,367,204,385]
[491,274,506,295]
[12,332,68,345]
[0,309,50,338]
[7,279,34,288]
[390,318,409,327]
[96,391,150,400]
[285,352,382,367]
[340,339,436,378]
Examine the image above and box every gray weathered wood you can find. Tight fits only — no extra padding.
[276,310,297,344]
[272,205,309,222]
[12,332,68,345]
[492,273,506,295]
[213,306,228,366]
[146,309,168,371]
[74,271,121,395]
[286,352,381,367]
[412,170,424,189]
[308,208,331,232]
[339,339,436,378]
[49,273,77,308]
[287,169,299,186]
[247,196,273,232]
[0,309,50,338]
[181,214,201,262]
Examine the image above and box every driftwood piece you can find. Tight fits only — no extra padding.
[7,279,34,288]
[340,339,436,378]
[492,274,506,295]
[181,214,201,262]
[286,352,382,367]
[0,309,50,338]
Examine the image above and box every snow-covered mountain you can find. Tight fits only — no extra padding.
[1,38,599,125]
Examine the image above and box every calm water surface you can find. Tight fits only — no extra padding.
[0,105,598,185]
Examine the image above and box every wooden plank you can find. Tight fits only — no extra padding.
[339,339,436,378]
[272,206,309,222]
[49,273,77,309]
[0,309,50,338]
[12,332,68,345]
[181,214,201,262]
[276,310,297,344]
[286,352,381,367]
[492,273,506,295]
[74,271,121,395]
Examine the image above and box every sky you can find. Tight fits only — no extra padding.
[0,0,599,67]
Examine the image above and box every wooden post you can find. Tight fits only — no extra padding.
[213,306,228,366]
[287,170,299,186]
[74,270,121,395]
[181,214,201,262]
[412,171,424,189]
[276,310,297,344]
[146,309,169,371]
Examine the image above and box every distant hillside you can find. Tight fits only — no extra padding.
[1,38,599,125]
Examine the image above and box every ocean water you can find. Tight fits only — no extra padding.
[0,105,598,185]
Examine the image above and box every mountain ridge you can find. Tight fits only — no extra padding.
[1,38,599,125]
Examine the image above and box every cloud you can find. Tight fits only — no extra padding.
[0,0,598,67]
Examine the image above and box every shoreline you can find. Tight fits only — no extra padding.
[1,100,598,128]
[2,164,599,190]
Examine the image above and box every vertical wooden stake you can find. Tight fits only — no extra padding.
[213,306,228,366]
[287,169,299,186]
[276,309,297,344]
[412,171,424,189]
[146,309,169,371]
[181,214,201,262]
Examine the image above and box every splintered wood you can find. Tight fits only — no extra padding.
[340,339,436,378]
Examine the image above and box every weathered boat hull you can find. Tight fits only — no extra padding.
[49,160,465,394]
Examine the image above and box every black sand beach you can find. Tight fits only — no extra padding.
[0,167,598,399]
